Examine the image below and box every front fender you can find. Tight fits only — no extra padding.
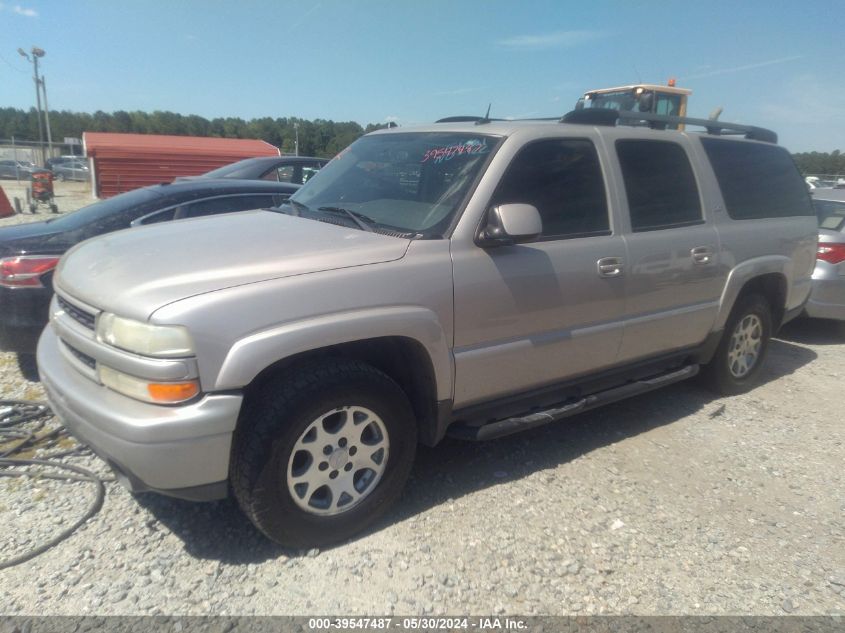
[213,306,452,400]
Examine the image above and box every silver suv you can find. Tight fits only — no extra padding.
[37,110,817,547]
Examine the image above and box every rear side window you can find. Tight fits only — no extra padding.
[616,140,702,232]
[700,138,813,219]
[492,139,609,238]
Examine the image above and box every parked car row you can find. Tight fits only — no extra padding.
[2,154,327,185]
[0,160,47,179]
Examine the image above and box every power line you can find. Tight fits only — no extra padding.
[0,51,28,73]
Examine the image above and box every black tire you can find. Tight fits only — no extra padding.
[701,293,772,395]
[230,358,417,548]
[16,353,40,382]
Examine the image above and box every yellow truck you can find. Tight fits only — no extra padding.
[576,81,692,129]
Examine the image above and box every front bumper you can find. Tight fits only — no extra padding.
[805,277,845,321]
[37,326,242,500]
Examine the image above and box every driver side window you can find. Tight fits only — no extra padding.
[491,139,610,239]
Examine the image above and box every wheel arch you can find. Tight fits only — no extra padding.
[716,257,789,331]
[216,307,453,446]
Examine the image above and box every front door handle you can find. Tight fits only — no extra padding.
[597,257,624,278]
[691,246,714,265]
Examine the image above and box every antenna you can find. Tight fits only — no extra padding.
[484,103,491,120]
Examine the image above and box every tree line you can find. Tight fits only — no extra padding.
[0,107,391,158]
[2,107,844,174]
[792,150,845,177]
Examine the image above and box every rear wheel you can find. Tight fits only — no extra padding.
[702,293,772,395]
[230,358,417,548]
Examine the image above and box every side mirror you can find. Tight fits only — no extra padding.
[477,203,542,247]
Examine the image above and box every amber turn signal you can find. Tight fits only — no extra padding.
[147,381,200,403]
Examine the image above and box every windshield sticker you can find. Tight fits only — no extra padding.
[422,140,489,164]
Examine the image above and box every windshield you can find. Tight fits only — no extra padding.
[45,187,163,231]
[288,132,499,237]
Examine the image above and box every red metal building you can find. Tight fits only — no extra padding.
[83,132,280,198]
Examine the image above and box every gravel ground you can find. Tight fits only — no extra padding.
[0,318,843,616]
[0,180,92,225]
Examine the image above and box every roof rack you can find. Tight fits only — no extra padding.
[559,109,777,143]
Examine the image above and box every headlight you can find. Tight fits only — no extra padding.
[99,366,200,404]
[96,313,194,358]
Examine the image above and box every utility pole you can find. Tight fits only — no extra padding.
[41,75,54,154]
[18,47,51,160]
[294,122,299,156]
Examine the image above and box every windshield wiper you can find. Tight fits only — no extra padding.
[317,206,376,233]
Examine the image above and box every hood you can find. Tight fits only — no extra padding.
[0,221,69,255]
[55,210,411,321]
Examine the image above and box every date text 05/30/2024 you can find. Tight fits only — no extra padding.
[307,617,529,631]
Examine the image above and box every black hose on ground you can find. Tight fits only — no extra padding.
[0,399,108,570]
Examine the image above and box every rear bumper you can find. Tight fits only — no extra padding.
[37,326,242,500]
[804,277,845,321]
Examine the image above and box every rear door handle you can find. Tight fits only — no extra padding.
[691,246,714,265]
[597,257,624,278]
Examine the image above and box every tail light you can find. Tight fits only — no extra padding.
[0,255,61,288]
[817,243,845,265]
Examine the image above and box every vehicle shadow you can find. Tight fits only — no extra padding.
[777,317,845,346]
[136,334,818,564]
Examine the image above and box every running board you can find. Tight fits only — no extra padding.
[448,364,699,441]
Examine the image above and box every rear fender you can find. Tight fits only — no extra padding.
[715,256,790,330]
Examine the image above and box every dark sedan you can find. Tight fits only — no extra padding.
[178,156,328,184]
[0,178,299,374]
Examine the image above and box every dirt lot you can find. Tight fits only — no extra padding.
[0,180,92,225]
[0,315,843,616]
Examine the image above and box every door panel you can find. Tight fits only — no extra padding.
[452,236,627,408]
[452,137,626,408]
[612,138,726,361]
[618,225,722,361]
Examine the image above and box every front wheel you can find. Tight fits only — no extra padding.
[701,293,772,395]
[230,359,417,548]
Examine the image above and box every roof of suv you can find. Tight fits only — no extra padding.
[370,110,779,145]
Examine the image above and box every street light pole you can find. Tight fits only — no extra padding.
[41,75,54,154]
[17,46,52,160]
[294,122,299,157]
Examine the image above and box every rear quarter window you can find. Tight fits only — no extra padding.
[700,138,813,219]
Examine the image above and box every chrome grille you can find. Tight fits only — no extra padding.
[57,296,96,330]
[63,341,96,370]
